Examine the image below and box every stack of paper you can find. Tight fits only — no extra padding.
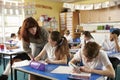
[51,66,91,77]
[12,60,30,68]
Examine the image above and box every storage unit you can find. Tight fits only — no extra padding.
[59,11,79,38]
[80,6,120,23]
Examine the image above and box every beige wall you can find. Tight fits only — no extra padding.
[24,0,63,30]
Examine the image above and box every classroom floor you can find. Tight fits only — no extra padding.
[0,58,28,80]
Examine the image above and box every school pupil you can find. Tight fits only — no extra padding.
[28,31,70,80]
[69,42,115,79]
[0,27,31,80]
[101,29,120,52]
[35,31,70,64]
[73,31,94,49]
[64,30,73,43]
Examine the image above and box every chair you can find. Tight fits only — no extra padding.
[0,54,2,65]
[3,55,27,79]
[115,64,120,80]
[107,57,120,80]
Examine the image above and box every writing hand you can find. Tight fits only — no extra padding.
[80,66,91,73]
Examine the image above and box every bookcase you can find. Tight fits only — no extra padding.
[59,11,79,38]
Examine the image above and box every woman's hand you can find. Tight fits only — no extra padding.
[80,66,92,73]
[34,56,39,61]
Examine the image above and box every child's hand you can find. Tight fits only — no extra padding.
[45,58,51,63]
[34,57,39,61]
[80,66,92,73]
[72,67,81,73]
[69,62,80,73]
[112,34,117,40]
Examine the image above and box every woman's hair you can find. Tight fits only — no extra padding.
[50,31,70,60]
[83,31,94,39]
[21,17,41,42]
[83,42,100,59]
[17,27,21,40]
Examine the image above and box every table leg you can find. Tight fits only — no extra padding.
[10,55,13,80]
[14,69,17,80]
[3,54,6,70]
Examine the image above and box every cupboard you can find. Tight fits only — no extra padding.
[59,11,79,38]
[80,6,120,23]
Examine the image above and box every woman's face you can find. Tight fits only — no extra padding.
[28,27,37,35]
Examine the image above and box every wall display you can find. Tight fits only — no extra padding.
[63,0,120,10]
[39,15,58,32]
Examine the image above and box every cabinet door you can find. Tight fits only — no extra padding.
[109,7,120,22]
[66,12,73,36]
[60,13,66,35]
[60,12,79,37]
[80,11,89,23]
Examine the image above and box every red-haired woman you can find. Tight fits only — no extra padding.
[20,17,48,60]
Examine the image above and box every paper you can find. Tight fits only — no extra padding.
[96,76,106,80]
[12,60,30,68]
[51,66,90,77]
[51,66,72,74]
[71,72,91,77]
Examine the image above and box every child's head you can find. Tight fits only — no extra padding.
[10,33,16,39]
[83,42,100,62]
[49,31,70,59]
[82,31,93,40]
[110,29,120,41]
[49,31,62,45]
[111,29,120,37]
[65,30,70,35]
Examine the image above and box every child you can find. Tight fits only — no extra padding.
[0,27,30,80]
[64,30,73,43]
[101,29,120,52]
[73,31,94,49]
[29,31,70,80]
[69,42,115,79]
[35,31,70,64]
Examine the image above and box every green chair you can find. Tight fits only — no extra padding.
[115,64,120,80]
[107,57,120,80]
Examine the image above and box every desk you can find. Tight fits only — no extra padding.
[0,49,25,80]
[105,51,120,60]
[13,64,102,80]
[69,49,79,54]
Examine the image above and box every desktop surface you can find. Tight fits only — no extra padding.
[14,64,102,80]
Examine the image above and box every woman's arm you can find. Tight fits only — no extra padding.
[34,48,46,61]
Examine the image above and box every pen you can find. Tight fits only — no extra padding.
[69,62,80,73]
